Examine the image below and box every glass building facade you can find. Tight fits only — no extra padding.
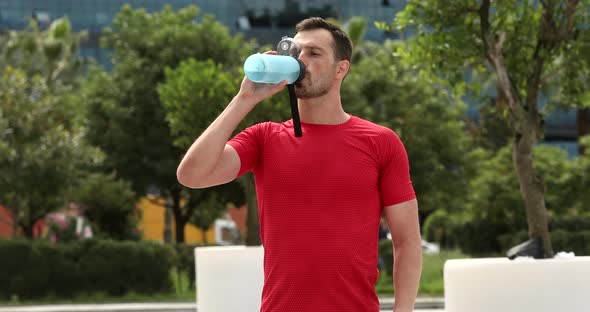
[0,0,578,149]
[0,0,403,65]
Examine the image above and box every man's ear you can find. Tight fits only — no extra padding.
[336,60,350,79]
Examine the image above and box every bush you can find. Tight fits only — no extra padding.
[172,243,201,289]
[0,239,176,300]
[0,239,80,299]
[498,229,590,257]
[549,215,590,232]
[70,173,140,240]
[551,230,590,256]
[457,218,513,256]
[457,144,584,256]
[423,209,459,249]
[378,239,394,277]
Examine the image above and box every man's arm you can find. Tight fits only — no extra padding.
[177,64,287,189]
[383,198,422,312]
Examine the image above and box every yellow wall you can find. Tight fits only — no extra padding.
[137,197,216,244]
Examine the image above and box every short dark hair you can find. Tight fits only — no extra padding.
[295,17,352,62]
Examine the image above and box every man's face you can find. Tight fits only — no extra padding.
[293,29,339,99]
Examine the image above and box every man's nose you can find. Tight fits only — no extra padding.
[297,52,309,65]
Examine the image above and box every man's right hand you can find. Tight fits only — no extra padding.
[236,51,289,107]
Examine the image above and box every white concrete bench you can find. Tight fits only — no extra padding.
[195,246,263,312]
[444,256,590,312]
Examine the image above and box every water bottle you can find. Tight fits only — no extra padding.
[243,54,304,84]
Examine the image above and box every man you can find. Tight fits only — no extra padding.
[177,17,422,312]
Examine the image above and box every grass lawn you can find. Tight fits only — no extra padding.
[0,270,196,305]
[375,249,469,296]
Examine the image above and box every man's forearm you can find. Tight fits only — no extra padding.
[392,242,422,312]
[177,94,255,185]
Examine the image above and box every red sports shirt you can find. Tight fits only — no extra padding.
[228,115,416,312]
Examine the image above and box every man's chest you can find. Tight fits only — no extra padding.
[258,135,380,195]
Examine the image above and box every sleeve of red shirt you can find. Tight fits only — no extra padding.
[227,122,267,178]
[379,129,416,207]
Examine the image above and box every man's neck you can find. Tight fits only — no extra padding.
[297,92,349,125]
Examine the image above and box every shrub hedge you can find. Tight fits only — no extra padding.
[424,213,590,257]
[0,239,177,300]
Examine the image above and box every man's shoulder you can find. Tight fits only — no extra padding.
[247,120,290,131]
[241,120,292,140]
[350,116,398,137]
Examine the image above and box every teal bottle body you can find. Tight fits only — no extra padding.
[243,54,303,84]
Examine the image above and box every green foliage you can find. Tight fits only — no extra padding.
[551,215,590,232]
[551,230,590,256]
[343,40,473,216]
[0,18,87,89]
[0,239,177,300]
[0,68,102,238]
[417,250,467,295]
[393,1,552,95]
[0,16,99,238]
[499,227,590,256]
[82,4,255,195]
[455,143,590,255]
[390,1,589,257]
[78,4,258,242]
[558,135,590,213]
[159,58,238,148]
[188,191,223,236]
[378,239,394,277]
[154,11,290,245]
[423,209,459,249]
[468,102,513,151]
[375,250,468,295]
[548,2,590,108]
[69,173,140,240]
[172,243,201,289]
[158,57,256,243]
[77,240,175,296]
[102,5,253,70]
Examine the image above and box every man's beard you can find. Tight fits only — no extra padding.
[294,74,331,99]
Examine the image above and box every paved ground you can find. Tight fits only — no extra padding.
[0,300,445,312]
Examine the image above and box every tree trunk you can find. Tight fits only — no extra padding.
[9,200,21,238]
[577,107,590,156]
[202,228,208,244]
[12,221,19,238]
[10,211,19,238]
[487,31,553,258]
[170,188,186,243]
[20,221,34,239]
[512,119,554,258]
[173,214,186,243]
[163,198,173,243]
[241,172,261,246]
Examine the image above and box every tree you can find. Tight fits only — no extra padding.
[391,0,590,257]
[0,18,87,90]
[0,68,102,238]
[81,5,255,243]
[341,40,473,222]
[187,182,245,244]
[0,18,100,238]
[158,58,243,244]
[458,143,584,255]
[159,56,291,245]
[329,16,379,63]
[69,173,140,240]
